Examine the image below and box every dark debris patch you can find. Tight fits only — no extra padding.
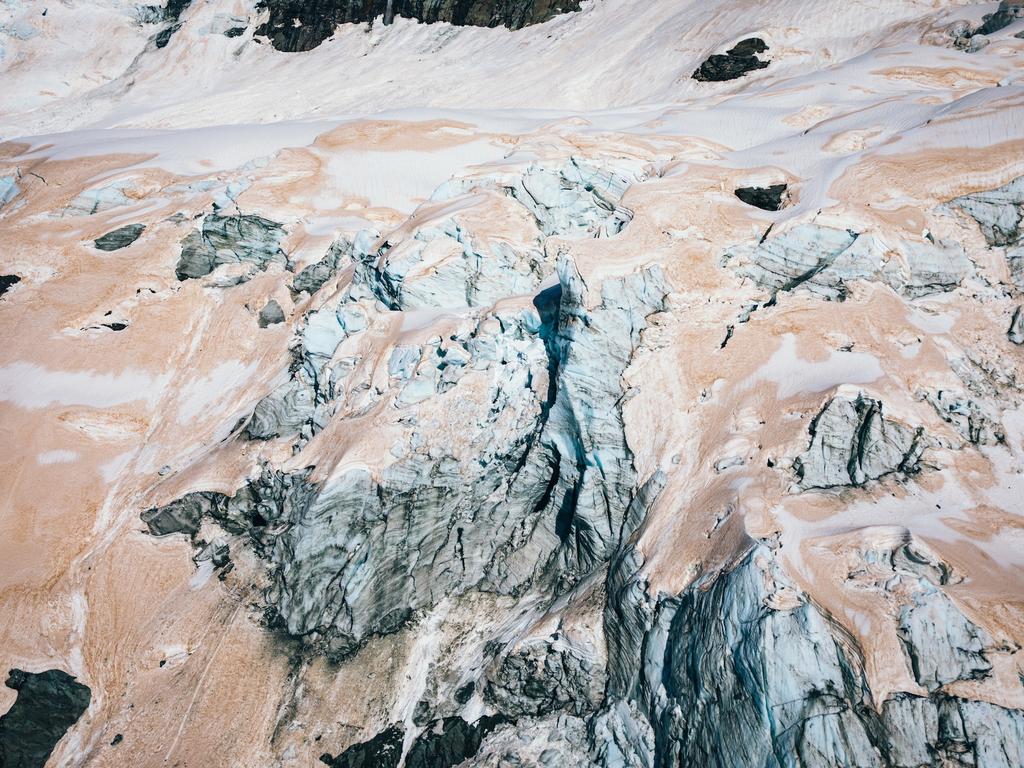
[255,0,582,53]
[693,37,770,82]
[0,668,91,768]
[0,274,21,298]
[320,716,505,768]
[94,223,145,251]
[734,183,788,211]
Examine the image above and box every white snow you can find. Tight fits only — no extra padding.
[753,333,884,399]
[0,362,168,409]
[36,449,80,465]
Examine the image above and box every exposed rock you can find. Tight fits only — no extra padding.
[977,1,1024,36]
[598,544,1024,768]
[0,175,21,208]
[175,213,289,281]
[949,176,1024,289]
[794,394,925,489]
[406,716,505,768]
[291,236,354,296]
[589,699,655,768]
[64,181,133,216]
[0,668,91,768]
[319,724,404,768]
[1010,305,1024,344]
[722,223,972,301]
[692,38,770,82]
[147,259,667,661]
[93,223,145,251]
[920,389,1003,445]
[466,713,593,768]
[320,716,504,768]
[734,183,788,211]
[898,582,992,692]
[0,274,21,298]
[256,0,582,52]
[485,633,602,718]
[258,299,285,327]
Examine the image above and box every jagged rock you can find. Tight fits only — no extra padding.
[245,378,317,440]
[93,223,145,251]
[485,633,602,718]
[0,668,91,768]
[364,196,547,310]
[320,724,404,768]
[949,176,1024,289]
[175,213,289,281]
[1010,305,1024,344]
[143,467,317,552]
[599,545,1024,768]
[256,0,582,52]
[292,237,353,296]
[433,158,641,240]
[721,224,972,302]
[148,260,667,660]
[898,582,992,691]
[794,394,925,489]
[692,38,770,82]
[320,716,504,768]
[0,175,21,208]
[977,1,1024,36]
[258,299,285,327]
[466,713,594,768]
[195,538,230,568]
[734,183,788,211]
[0,274,21,298]
[951,176,1024,248]
[64,181,133,216]
[920,389,1003,445]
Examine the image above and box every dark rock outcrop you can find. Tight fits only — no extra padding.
[175,213,289,281]
[0,274,21,298]
[0,668,91,768]
[721,223,972,302]
[599,543,1024,768]
[319,724,403,768]
[94,223,145,251]
[794,394,926,489]
[258,299,286,327]
[1010,305,1024,344]
[320,716,504,768]
[734,183,788,211]
[949,176,1024,289]
[256,0,582,52]
[692,38,770,82]
[976,1,1024,37]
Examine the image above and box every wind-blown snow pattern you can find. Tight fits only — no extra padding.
[1,1,1024,766]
